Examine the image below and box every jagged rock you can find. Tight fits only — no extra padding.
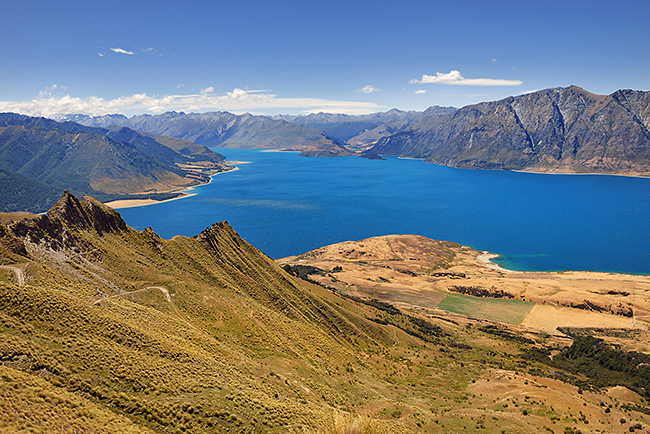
[80,195,128,235]
[5,192,129,253]
[0,223,29,260]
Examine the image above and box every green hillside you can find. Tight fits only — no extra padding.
[0,113,228,212]
[0,168,60,213]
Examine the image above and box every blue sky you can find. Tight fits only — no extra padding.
[1,0,648,117]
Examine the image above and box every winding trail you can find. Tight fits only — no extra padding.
[93,285,206,334]
[0,265,26,286]
[94,286,171,304]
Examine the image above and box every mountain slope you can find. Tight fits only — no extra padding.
[64,111,353,157]
[0,113,228,212]
[2,192,648,432]
[371,86,650,176]
[0,168,61,213]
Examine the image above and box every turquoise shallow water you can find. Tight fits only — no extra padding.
[119,149,650,274]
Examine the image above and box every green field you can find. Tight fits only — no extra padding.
[437,293,534,324]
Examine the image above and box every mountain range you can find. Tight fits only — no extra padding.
[2,85,649,213]
[275,106,456,151]
[62,111,353,157]
[0,113,228,212]
[370,86,650,176]
[61,86,650,177]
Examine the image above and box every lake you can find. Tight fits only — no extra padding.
[118,149,650,274]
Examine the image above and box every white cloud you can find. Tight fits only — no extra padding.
[414,90,427,95]
[356,85,380,94]
[200,86,214,94]
[110,47,135,55]
[410,70,522,86]
[0,88,384,117]
[98,52,104,57]
[491,58,498,64]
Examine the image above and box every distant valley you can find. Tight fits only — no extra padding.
[275,106,456,151]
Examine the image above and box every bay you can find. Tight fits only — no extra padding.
[118,149,650,274]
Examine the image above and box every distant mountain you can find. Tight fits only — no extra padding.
[277,107,456,151]
[0,113,228,212]
[63,111,353,157]
[370,86,650,176]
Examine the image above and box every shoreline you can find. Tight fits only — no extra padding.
[514,167,650,179]
[259,149,301,153]
[386,156,650,179]
[105,166,239,209]
[476,251,513,273]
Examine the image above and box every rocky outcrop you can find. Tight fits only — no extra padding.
[371,86,650,176]
[4,191,129,253]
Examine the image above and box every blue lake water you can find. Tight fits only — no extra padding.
[119,149,650,274]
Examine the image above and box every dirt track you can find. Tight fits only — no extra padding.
[0,265,26,286]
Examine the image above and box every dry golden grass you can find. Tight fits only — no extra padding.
[280,234,650,335]
[317,412,396,434]
[1,195,649,433]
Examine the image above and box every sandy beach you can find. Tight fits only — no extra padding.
[104,193,198,209]
[105,166,239,209]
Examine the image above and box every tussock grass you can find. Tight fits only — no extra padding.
[317,412,392,434]
[0,197,646,433]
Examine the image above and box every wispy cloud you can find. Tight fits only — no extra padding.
[142,47,162,56]
[97,52,104,57]
[414,89,427,95]
[356,85,380,94]
[200,86,214,94]
[0,89,384,117]
[410,70,522,86]
[38,84,67,98]
[110,47,135,55]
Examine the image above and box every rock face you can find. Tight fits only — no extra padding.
[64,111,353,157]
[2,192,129,256]
[371,86,650,176]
